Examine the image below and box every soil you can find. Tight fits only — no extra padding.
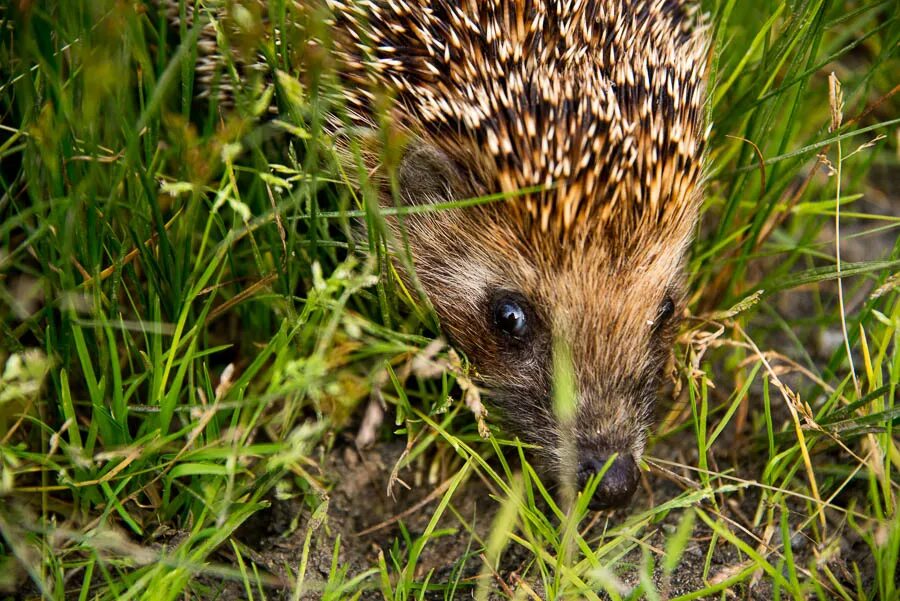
[188,430,872,600]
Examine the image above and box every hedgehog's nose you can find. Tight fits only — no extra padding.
[577,453,640,510]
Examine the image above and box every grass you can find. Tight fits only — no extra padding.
[1,0,898,599]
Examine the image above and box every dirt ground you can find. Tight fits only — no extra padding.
[184,429,873,601]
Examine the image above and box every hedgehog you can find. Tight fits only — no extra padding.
[169,0,710,510]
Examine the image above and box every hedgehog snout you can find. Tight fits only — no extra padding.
[576,452,640,510]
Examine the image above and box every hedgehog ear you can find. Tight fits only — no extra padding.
[396,142,464,206]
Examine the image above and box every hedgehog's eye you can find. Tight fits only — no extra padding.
[493,296,528,338]
[653,296,676,330]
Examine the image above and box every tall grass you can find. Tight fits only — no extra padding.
[1,1,897,599]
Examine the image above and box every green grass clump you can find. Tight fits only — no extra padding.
[1,1,898,599]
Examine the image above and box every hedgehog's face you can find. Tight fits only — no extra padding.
[390,142,693,510]
[467,262,681,511]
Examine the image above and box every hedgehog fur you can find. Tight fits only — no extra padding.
[167,0,711,510]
